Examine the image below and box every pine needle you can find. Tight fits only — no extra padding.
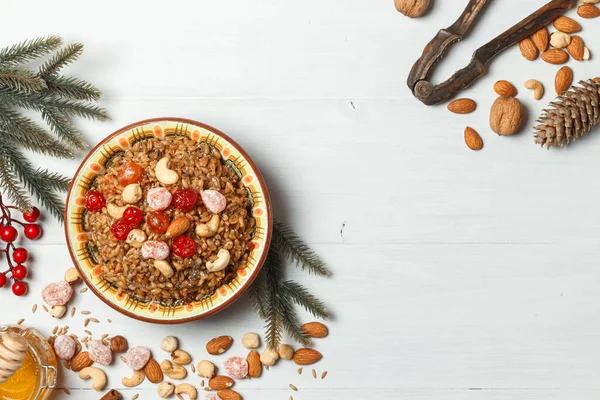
[35,170,71,192]
[273,220,331,277]
[0,36,62,66]
[46,75,101,101]
[39,43,83,76]
[280,292,311,346]
[42,108,88,150]
[249,273,269,320]
[0,159,31,211]
[0,68,47,93]
[263,246,284,350]
[282,280,330,319]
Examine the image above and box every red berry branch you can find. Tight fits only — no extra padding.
[0,194,42,296]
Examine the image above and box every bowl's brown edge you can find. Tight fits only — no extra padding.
[63,117,273,324]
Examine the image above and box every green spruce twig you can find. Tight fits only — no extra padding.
[0,36,62,66]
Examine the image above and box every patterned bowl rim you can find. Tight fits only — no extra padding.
[64,117,272,324]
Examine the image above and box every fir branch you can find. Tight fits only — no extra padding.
[0,68,47,94]
[0,36,62,66]
[263,247,284,350]
[280,292,311,346]
[0,159,31,211]
[42,107,88,150]
[46,75,101,101]
[39,43,83,77]
[282,280,330,319]
[34,169,71,192]
[249,273,269,320]
[273,220,331,277]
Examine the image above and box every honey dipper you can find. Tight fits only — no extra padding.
[0,332,28,383]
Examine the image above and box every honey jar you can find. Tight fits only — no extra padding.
[0,325,57,400]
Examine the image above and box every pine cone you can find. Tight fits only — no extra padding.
[534,78,600,148]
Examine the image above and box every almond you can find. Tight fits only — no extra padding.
[531,27,549,52]
[206,336,233,355]
[71,351,93,372]
[555,66,573,96]
[247,350,261,378]
[519,37,538,61]
[293,348,323,365]
[217,389,242,400]
[567,36,585,61]
[302,322,329,338]
[464,127,483,151]
[144,358,163,383]
[164,216,190,239]
[541,49,569,65]
[209,375,235,390]
[447,98,476,114]
[493,80,517,97]
[553,16,581,33]
[578,4,600,18]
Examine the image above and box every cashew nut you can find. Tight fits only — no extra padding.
[155,157,179,185]
[175,383,197,400]
[122,183,142,204]
[78,367,107,391]
[205,249,231,272]
[49,305,67,319]
[160,359,187,380]
[106,203,128,219]
[122,369,145,387]
[195,214,220,238]
[154,260,174,278]
[524,79,544,100]
[158,381,175,398]
[126,229,147,248]
[171,349,191,365]
[550,31,571,49]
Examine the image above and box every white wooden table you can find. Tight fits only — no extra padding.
[2,0,600,398]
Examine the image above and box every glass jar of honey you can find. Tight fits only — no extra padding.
[0,325,57,400]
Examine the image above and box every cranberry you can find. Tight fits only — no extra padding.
[22,207,40,222]
[12,265,27,280]
[171,235,197,258]
[24,224,42,240]
[86,190,106,212]
[118,160,144,186]
[146,211,170,234]
[12,281,27,296]
[173,188,198,213]
[0,225,18,242]
[122,207,143,227]
[111,219,133,240]
[12,248,28,264]
[0,274,6,288]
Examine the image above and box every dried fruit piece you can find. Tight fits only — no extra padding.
[493,80,517,97]
[224,357,248,379]
[293,348,323,365]
[447,98,476,114]
[519,38,538,61]
[489,97,523,136]
[555,66,573,96]
[206,336,233,355]
[88,340,113,366]
[54,335,76,360]
[125,346,152,371]
[147,187,173,211]
[201,190,227,213]
[117,161,144,186]
[42,281,74,306]
[141,240,170,260]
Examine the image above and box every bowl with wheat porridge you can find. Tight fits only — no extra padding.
[65,118,272,323]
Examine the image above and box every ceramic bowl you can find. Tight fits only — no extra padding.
[64,118,272,323]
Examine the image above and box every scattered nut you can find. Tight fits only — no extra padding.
[549,31,571,49]
[524,79,544,100]
[79,367,107,391]
[278,344,294,360]
[175,383,197,400]
[172,349,192,365]
[158,381,175,398]
[260,348,279,367]
[110,336,128,353]
[126,229,147,248]
[64,267,80,284]
[197,360,216,379]
[241,332,260,349]
[122,183,143,204]
[50,305,67,319]
[583,47,591,60]
[394,0,431,18]
[489,96,523,136]
[122,370,145,387]
[160,336,179,352]
[155,157,180,185]
[161,360,187,380]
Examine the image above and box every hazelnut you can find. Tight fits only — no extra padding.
[278,344,294,360]
[241,332,260,349]
[64,267,80,284]
[157,381,175,398]
[160,336,178,352]
[110,335,128,353]
[260,348,279,366]
[197,360,216,379]
[50,305,67,319]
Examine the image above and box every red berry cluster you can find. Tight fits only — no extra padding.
[0,195,42,296]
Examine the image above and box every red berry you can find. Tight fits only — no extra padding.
[12,281,27,296]
[0,274,6,288]
[24,224,42,240]
[22,207,40,222]
[146,211,170,234]
[171,235,197,258]
[117,160,144,186]
[12,248,28,264]
[111,219,133,240]
[122,207,143,227]
[173,188,198,213]
[86,190,106,212]
[12,265,27,280]
[0,225,18,242]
